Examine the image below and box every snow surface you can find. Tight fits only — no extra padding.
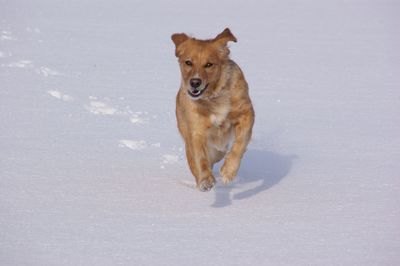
[1,0,399,265]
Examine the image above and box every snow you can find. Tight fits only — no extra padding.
[118,140,148,151]
[47,90,73,102]
[1,0,399,265]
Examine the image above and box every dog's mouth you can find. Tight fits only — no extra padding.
[188,84,208,98]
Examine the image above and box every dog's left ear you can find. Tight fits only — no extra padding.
[213,28,237,57]
[214,28,237,47]
[171,33,189,57]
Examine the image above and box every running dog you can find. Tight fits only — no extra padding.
[172,28,255,191]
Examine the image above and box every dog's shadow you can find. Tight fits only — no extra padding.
[212,149,297,208]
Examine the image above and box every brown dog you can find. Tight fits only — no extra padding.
[171,28,255,191]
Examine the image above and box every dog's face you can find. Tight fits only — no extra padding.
[172,28,237,100]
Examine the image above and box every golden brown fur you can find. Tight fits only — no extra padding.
[171,28,255,191]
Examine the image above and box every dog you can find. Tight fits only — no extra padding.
[171,28,255,191]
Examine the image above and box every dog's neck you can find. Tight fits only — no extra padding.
[204,60,236,101]
[193,61,235,118]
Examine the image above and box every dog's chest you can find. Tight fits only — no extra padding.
[207,101,233,152]
[209,101,230,127]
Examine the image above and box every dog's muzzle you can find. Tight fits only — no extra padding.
[188,83,208,98]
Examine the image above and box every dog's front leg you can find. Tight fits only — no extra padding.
[185,134,215,191]
[220,114,254,184]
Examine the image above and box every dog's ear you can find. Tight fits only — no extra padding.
[171,33,189,57]
[213,28,237,57]
[214,28,237,47]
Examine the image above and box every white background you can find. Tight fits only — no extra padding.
[1,0,399,265]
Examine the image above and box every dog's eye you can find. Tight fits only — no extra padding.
[205,63,213,68]
[185,60,193,66]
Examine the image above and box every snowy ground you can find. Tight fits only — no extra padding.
[1,0,399,265]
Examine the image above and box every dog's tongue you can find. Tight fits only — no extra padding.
[192,89,200,95]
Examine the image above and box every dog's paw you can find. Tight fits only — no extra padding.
[197,176,216,192]
[220,160,238,184]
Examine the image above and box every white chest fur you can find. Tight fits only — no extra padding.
[208,101,232,154]
[209,101,230,127]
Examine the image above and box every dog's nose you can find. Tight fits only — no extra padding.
[190,78,202,88]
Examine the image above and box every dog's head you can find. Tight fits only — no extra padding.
[171,28,237,100]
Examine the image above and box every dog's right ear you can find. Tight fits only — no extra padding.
[171,33,189,57]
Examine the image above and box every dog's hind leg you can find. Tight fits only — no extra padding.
[208,147,226,166]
